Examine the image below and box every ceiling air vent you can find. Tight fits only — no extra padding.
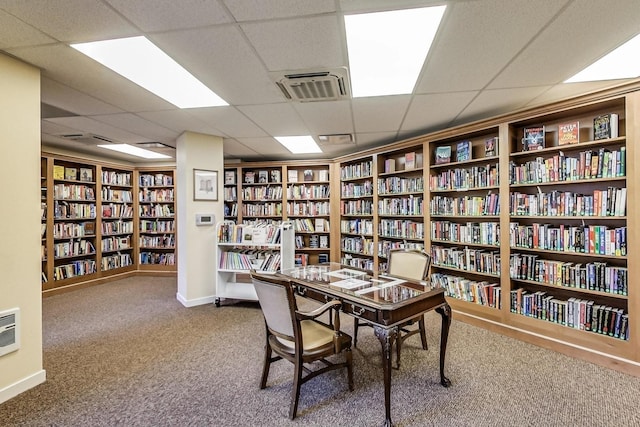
[270,68,351,102]
[57,133,114,144]
[318,134,354,145]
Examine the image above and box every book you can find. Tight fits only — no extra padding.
[484,137,498,157]
[224,171,236,185]
[405,152,416,169]
[593,113,619,140]
[558,121,579,145]
[303,169,314,181]
[319,235,329,248]
[384,158,396,173]
[318,253,329,263]
[314,218,325,232]
[435,146,451,164]
[269,169,281,183]
[244,171,255,184]
[522,126,545,151]
[79,167,93,182]
[456,141,471,162]
[64,167,77,180]
[53,165,65,180]
[258,170,268,183]
[288,170,298,183]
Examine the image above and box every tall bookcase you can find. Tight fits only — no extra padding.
[338,155,375,271]
[222,167,238,222]
[137,168,177,271]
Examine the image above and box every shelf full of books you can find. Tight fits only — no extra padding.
[215,220,294,305]
[137,169,177,271]
[223,167,238,221]
[240,165,284,221]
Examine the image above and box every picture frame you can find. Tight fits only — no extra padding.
[193,169,218,201]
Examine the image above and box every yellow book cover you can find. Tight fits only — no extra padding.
[53,165,65,180]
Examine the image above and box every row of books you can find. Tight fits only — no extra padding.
[242,185,283,200]
[139,188,174,202]
[340,254,374,271]
[377,196,424,216]
[431,272,501,308]
[241,202,283,217]
[430,164,499,191]
[430,193,500,216]
[101,236,131,252]
[139,235,175,249]
[102,203,133,218]
[101,170,132,186]
[341,181,373,198]
[287,183,330,199]
[434,137,499,165]
[286,201,331,216]
[102,220,134,235]
[101,188,133,202]
[53,165,94,182]
[509,254,627,295]
[341,236,374,255]
[509,147,625,184]
[224,187,237,201]
[217,223,282,244]
[224,202,238,217]
[340,160,373,180]
[509,223,627,256]
[53,221,95,239]
[139,173,173,187]
[139,252,175,265]
[295,234,329,249]
[53,184,95,201]
[139,204,174,218]
[340,199,374,216]
[101,253,133,271]
[378,240,424,259]
[340,218,373,235]
[510,289,628,340]
[378,219,425,240]
[53,239,96,259]
[218,250,282,272]
[431,245,501,276]
[378,176,424,195]
[53,260,96,280]
[431,221,500,246]
[54,201,96,220]
[293,218,329,233]
[522,114,618,152]
[510,187,627,217]
[139,219,174,233]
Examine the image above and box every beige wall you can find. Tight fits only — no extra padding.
[0,54,46,402]
[176,131,224,306]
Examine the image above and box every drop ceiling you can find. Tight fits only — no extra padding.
[1,0,639,163]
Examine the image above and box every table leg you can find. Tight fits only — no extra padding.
[435,304,452,387]
[374,326,397,427]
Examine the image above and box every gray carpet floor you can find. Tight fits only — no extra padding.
[2,275,640,426]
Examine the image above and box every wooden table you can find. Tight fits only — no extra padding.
[278,263,451,427]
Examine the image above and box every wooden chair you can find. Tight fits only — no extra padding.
[353,248,431,369]
[251,270,354,420]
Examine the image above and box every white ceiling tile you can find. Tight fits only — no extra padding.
[241,15,345,71]
[137,110,226,138]
[339,0,447,14]
[225,0,335,21]
[223,139,260,158]
[237,103,309,135]
[292,100,354,135]
[41,78,123,115]
[106,0,232,32]
[41,119,81,136]
[90,113,180,143]
[0,0,137,42]
[45,116,150,143]
[352,96,411,133]
[151,26,283,106]
[0,9,55,48]
[187,107,269,138]
[401,91,478,136]
[234,137,292,158]
[489,0,640,89]
[416,0,567,93]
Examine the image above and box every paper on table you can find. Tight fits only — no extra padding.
[326,268,367,279]
[331,278,370,289]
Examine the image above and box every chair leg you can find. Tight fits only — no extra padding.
[353,317,360,347]
[260,342,272,389]
[289,358,303,420]
[346,348,354,391]
[418,316,428,350]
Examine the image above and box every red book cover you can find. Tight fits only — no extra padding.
[558,120,580,145]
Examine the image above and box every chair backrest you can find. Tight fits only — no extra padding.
[251,272,297,339]
[387,248,431,281]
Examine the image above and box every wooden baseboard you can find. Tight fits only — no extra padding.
[452,309,640,378]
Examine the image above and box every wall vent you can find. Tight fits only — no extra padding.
[270,68,351,102]
[0,308,19,357]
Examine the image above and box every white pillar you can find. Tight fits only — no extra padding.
[175,131,224,306]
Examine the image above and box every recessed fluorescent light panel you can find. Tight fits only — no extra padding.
[565,33,640,83]
[71,36,227,108]
[345,5,446,97]
[98,144,172,159]
[275,136,322,154]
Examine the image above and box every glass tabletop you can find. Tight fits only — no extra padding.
[280,263,433,306]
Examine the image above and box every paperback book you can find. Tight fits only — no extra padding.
[224,170,236,185]
[435,146,451,164]
[593,113,619,140]
[456,141,471,162]
[522,126,545,151]
[405,152,416,169]
[558,121,580,145]
[484,137,498,157]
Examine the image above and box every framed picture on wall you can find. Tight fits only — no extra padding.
[194,169,218,201]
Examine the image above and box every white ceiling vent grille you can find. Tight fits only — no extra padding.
[318,134,354,145]
[57,133,114,145]
[271,68,351,102]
